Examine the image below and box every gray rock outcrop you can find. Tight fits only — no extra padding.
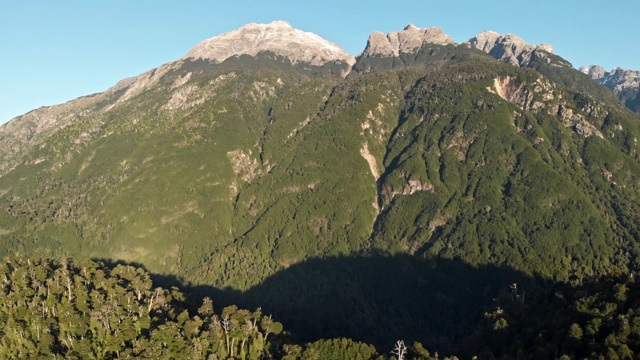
[580,65,640,93]
[467,30,554,67]
[361,24,455,58]
[579,65,607,80]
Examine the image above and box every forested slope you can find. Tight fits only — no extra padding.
[2,25,640,356]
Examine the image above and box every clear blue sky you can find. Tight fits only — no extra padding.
[1,0,638,125]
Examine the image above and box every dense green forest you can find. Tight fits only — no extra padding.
[464,273,640,359]
[0,257,281,359]
[4,257,640,359]
[3,55,640,288]
[0,257,450,359]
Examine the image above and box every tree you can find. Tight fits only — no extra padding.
[392,340,407,360]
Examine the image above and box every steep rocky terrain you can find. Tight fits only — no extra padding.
[361,24,454,58]
[353,25,485,74]
[466,30,557,67]
[2,21,640,351]
[580,65,640,112]
[467,30,628,115]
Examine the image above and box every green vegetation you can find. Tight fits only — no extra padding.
[464,274,640,359]
[0,256,454,359]
[1,41,640,357]
[0,257,282,359]
[5,256,640,359]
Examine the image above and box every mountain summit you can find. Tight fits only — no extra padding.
[579,65,640,93]
[360,24,454,58]
[183,20,356,67]
[467,30,555,67]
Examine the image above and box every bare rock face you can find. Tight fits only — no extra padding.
[361,24,455,57]
[579,65,607,80]
[580,65,640,93]
[183,20,355,67]
[467,30,554,67]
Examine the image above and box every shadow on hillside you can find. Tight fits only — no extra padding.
[96,254,544,353]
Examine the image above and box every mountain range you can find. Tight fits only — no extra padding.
[1,21,640,354]
[580,65,640,112]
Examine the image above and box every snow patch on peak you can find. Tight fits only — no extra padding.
[182,21,355,67]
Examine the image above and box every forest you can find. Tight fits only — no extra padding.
[2,256,640,359]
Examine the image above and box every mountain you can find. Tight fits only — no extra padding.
[2,21,640,351]
[360,24,455,58]
[580,65,640,112]
[0,21,354,176]
[352,25,488,75]
[183,20,356,68]
[466,30,557,68]
[466,30,628,113]
[465,31,640,115]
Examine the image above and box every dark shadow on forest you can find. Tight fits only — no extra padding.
[95,254,546,353]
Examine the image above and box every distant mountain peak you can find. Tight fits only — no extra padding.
[580,65,640,111]
[182,20,356,67]
[467,30,554,67]
[579,65,608,80]
[361,25,455,58]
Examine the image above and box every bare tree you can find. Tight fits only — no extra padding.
[221,316,231,354]
[392,340,407,360]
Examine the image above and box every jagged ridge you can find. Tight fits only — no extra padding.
[580,65,640,92]
[360,24,455,58]
[466,30,556,67]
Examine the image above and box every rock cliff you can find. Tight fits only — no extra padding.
[580,65,640,93]
[580,65,640,112]
[360,24,454,58]
[467,30,554,67]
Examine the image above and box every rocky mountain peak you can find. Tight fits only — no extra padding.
[467,30,554,67]
[579,65,607,80]
[580,65,640,93]
[182,20,356,67]
[361,25,455,58]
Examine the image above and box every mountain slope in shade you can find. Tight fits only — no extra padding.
[580,65,640,93]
